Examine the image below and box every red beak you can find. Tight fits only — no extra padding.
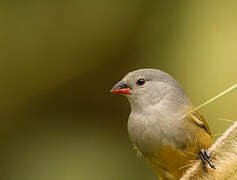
[111,80,131,95]
[111,88,131,95]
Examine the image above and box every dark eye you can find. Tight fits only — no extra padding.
[136,78,145,86]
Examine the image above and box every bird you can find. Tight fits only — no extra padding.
[111,69,214,179]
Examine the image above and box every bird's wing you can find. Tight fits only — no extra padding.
[190,111,212,136]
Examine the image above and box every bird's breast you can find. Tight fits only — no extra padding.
[127,110,190,154]
[128,112,163,153]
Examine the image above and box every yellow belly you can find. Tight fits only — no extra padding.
[143,139,212,179]
[144,146,195,179]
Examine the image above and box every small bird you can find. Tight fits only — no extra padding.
[111,69,214,179]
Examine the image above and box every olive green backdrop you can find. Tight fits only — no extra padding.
[1,1,237,180]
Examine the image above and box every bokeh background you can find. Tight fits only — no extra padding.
[1,1,237,180]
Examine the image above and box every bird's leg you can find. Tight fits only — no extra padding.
[199,149,215,172]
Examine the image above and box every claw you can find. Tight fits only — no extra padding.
[199,149,216,172]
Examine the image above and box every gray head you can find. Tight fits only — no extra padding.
[111,69,192,113]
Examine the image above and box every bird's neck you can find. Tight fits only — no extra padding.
[128,87,192,118]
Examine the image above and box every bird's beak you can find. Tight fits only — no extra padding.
[111,80,131,95]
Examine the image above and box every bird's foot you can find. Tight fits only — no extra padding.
[199,149,215,172]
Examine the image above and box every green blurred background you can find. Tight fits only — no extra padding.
[1,1,237,180]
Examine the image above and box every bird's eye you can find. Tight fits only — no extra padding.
[136,78,145,86]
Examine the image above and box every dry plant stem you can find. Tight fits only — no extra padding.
[182,83,237,119]
[181,120,237,180]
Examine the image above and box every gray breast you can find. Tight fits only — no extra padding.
[127,110,190,154]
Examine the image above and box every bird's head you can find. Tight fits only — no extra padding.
[111,69,190,112]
